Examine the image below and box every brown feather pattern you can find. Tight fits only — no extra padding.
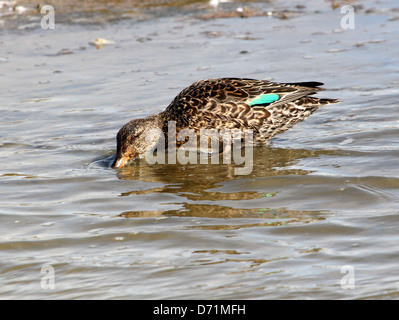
[159,78,338,142]
[112,78,339,168]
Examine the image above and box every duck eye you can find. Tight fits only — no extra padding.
[130,133,139,141]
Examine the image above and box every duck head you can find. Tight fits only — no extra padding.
[112,115,163,168]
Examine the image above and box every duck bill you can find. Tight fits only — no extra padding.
[112,153,130,169]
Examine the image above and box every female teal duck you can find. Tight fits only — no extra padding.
[112,78,339,168]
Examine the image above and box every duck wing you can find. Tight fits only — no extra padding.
[162,78,335,131]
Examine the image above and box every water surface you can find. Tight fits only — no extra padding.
[1,0,399,299]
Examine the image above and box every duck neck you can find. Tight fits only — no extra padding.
[145,113,165,128]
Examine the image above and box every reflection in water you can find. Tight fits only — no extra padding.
[120,205,326,229]
[115,146,339,222]
[115,146,339,182]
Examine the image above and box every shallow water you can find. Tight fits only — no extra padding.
[1,0,399,299]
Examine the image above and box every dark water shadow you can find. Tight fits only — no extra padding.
[113,146,341,184]
[106,146,342,221]
[120,204,327,230]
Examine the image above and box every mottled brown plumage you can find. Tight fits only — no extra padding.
[112,78,339,168]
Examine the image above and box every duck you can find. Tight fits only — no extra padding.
[112,78,339,168]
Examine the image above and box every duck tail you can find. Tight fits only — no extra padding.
[318,98,341,104]
[284,81,325,88]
